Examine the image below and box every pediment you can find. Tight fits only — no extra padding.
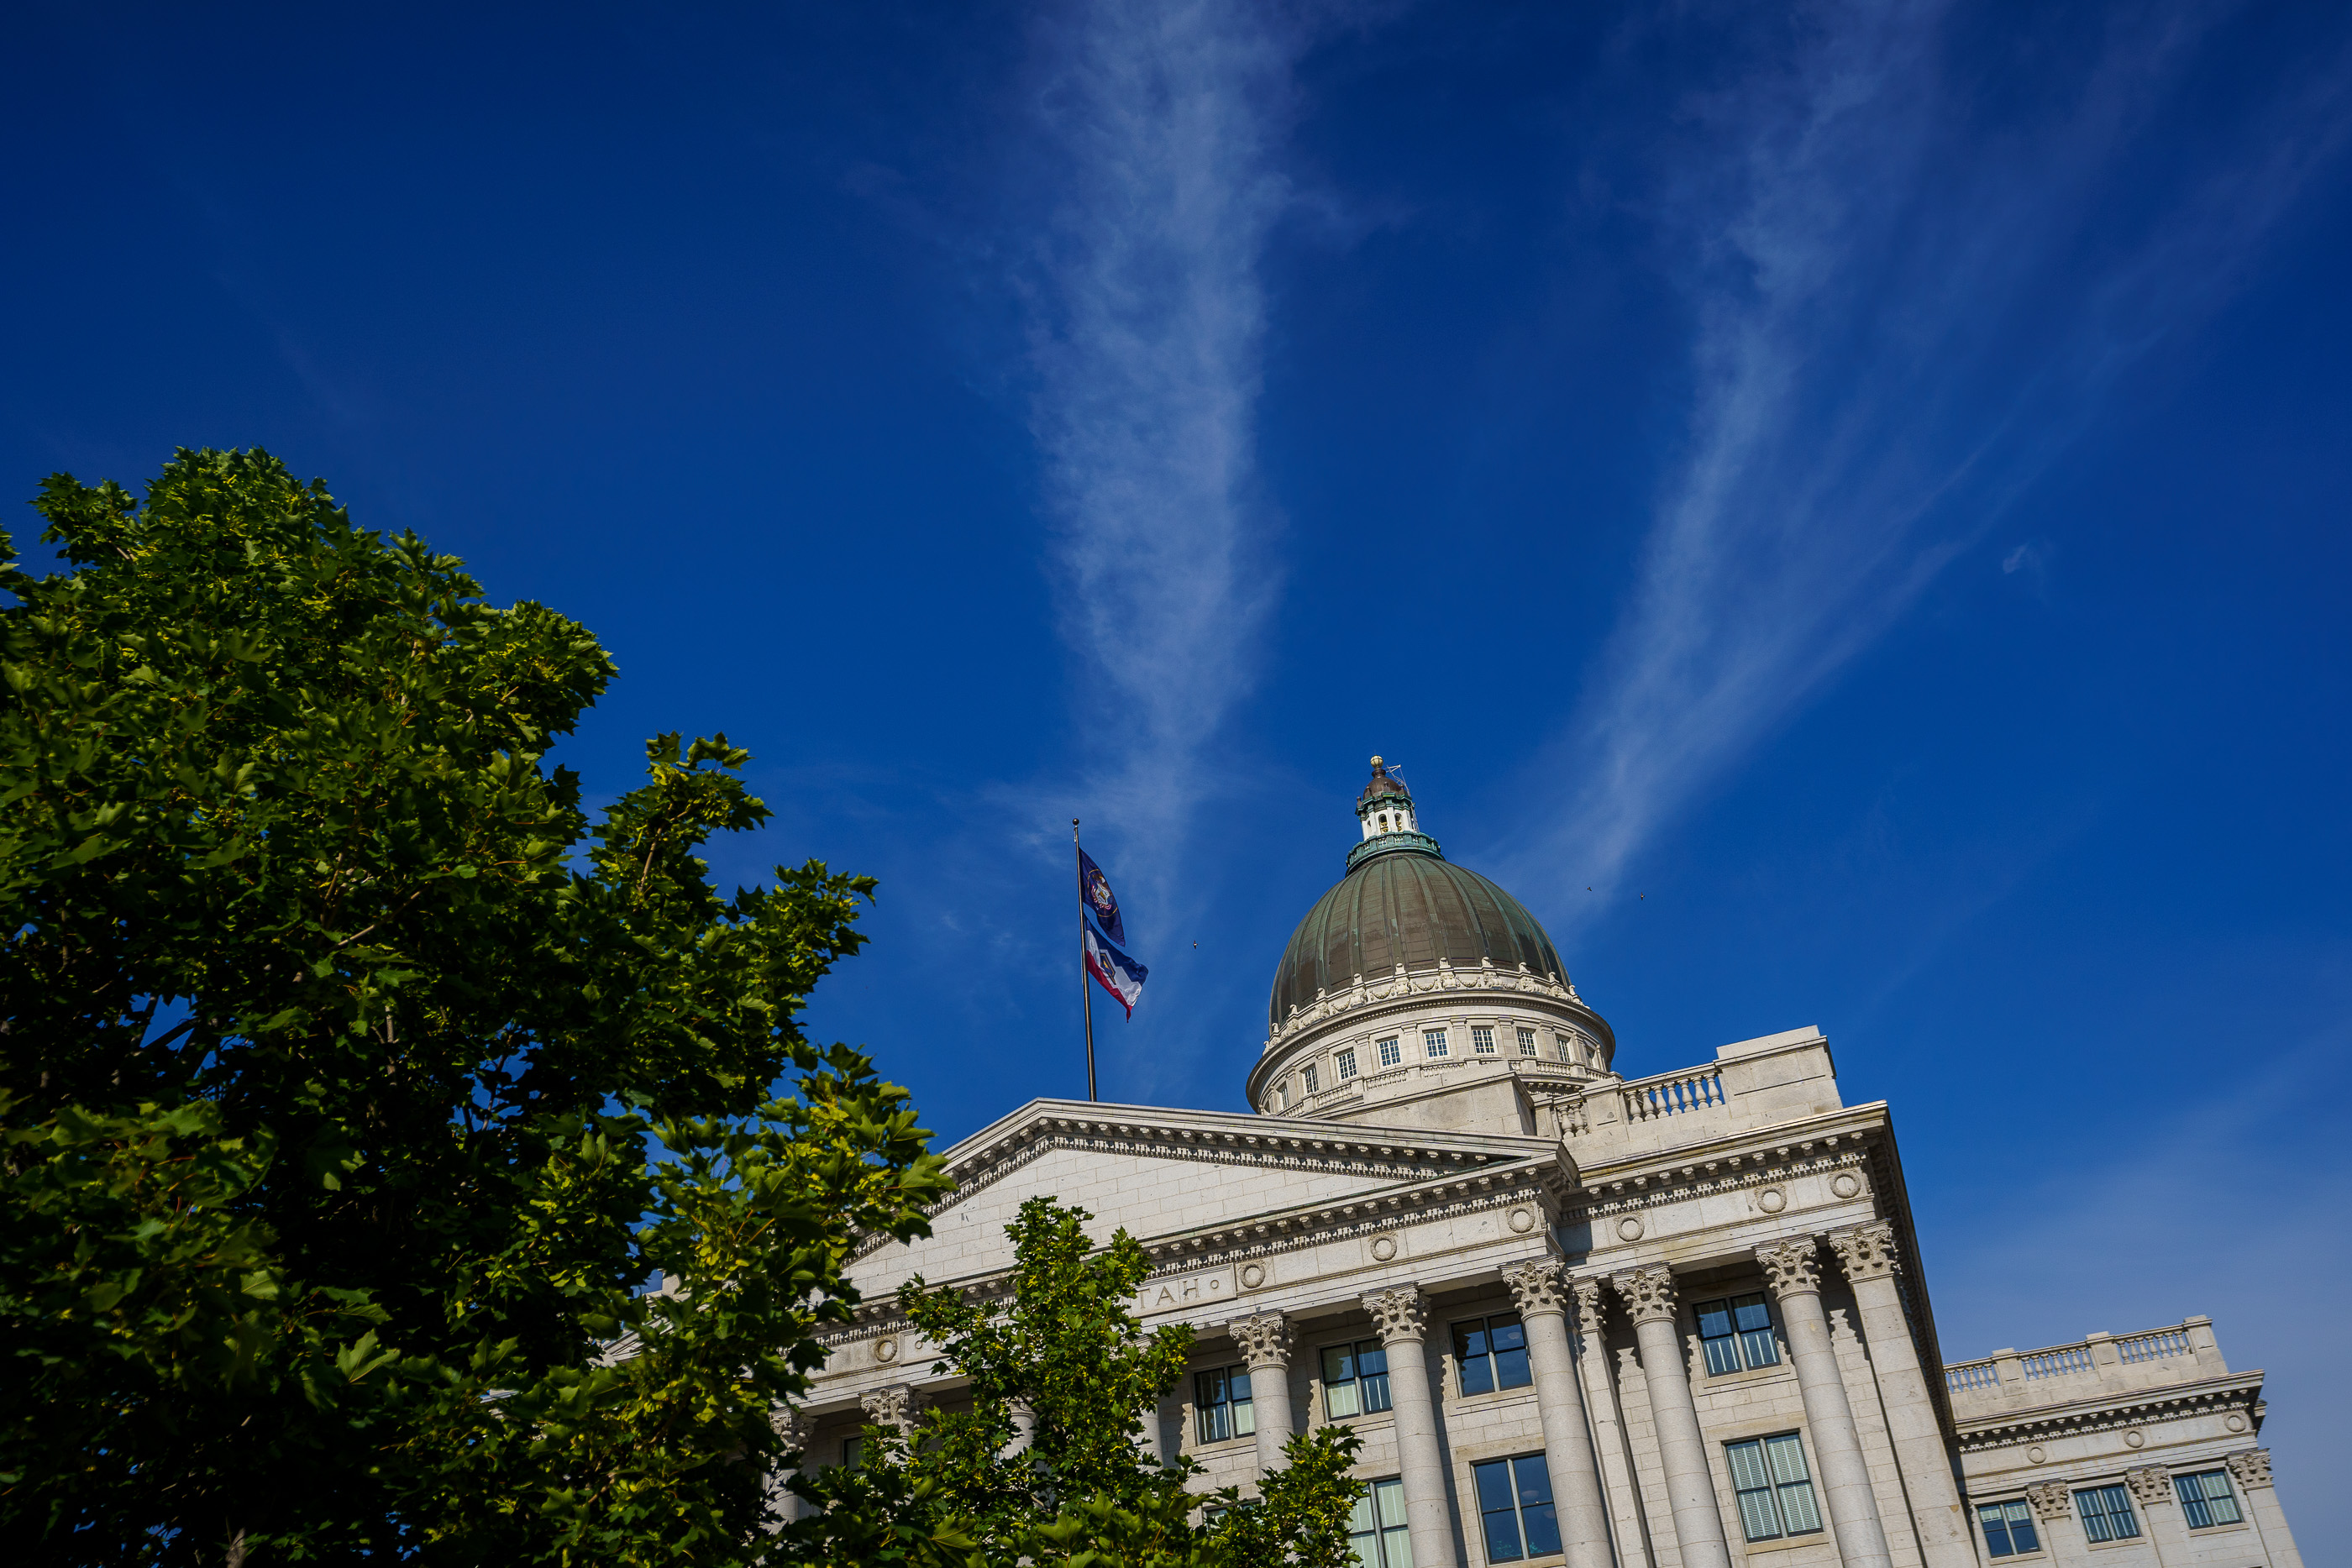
[849,1099,1565,1302]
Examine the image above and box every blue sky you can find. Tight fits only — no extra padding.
[8,0,2349,1548]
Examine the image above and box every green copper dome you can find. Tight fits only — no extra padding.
[1268,841,1567,1028]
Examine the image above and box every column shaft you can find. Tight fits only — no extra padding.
[1232,1311,1296,1479]
[1575,1281,1657,1568]
[1365,1287,1462,1568]
[1757,1238,1892,1568]
[1614,1269,1733,1568]
[1504,1262,1613,1568]
[1829,1224,1977,1568]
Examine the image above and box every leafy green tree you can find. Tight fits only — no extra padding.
[0,449,948,1565]
[790,1196,1363,1568]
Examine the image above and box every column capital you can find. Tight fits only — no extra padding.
[2225,1448,2272,1490]
[1756,1235,1824,1298]
[2123,1467,2174,1508]
[1231,1309,1294,1368]
[2024,1482,2073,1521]
[1609,1264,1679,1325]
[1362,1284,1429,1343]
[1570,1274,1609,1338]
[1502,1257,1571,1318]
[1826,1219,1901,1282]
[770,1405,813,1451]
[861,1382,921,1433]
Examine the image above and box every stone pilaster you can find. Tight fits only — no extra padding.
[1756,1236,1893,1568]
[2024,1483,2086,1568]
[1502,1258,1613,1568]
[1573,1276,1656,1568]
[2124,1467,2180,1567]
[2226,1450,2305,1568]
[1363,1285,1460,1568]
[1610,1266,1732,1568]
[1231,1310,1296,1476]
[1826,1221,1976,1568]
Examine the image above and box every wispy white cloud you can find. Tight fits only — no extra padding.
[1499,0,2352,910]
[1020,1,1305,876]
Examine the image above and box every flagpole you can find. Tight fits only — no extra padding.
[1073,818,1098,1103]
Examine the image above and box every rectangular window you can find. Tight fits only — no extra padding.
[1347,1477,1414,1568]
[1472,1025,1496,1054]
[1977,1500,2041,1558]
[1555,1032,1576,1062]
[1473,1455,1560,1563]
[1194,1366,1256,1444]
[1338,1047,1359,1079]
[1517,1027,1537,1056]
[842,1435,864,1468]
[1378,1038,1402,1068]
[1725,1433,1824,1543]
[2175,1471,2242,1529]
[1453,1314,1533,1396]
[1424,1029,1449,1059]
[2075,1485,2140,1543]
[1303,1064,1319,1093]
[1273,1080,1289,1110]
[1694,1293,1779,1375]
[1321,1340,1392,1419]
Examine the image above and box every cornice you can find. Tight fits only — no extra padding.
[1561,1114,1887,1226]
[1952,1371,2265,1453]
[822,1151,1570,1348]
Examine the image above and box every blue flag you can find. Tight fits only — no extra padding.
[1077,849,1147,1015]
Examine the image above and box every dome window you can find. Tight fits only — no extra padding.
[1377,1037,1402,1068]
[1472,1026,1496,1055]
[1424,1029,1450,1060]
[1337,1047,1358,1079]
[1302,1064,1320,1093]
[1517,1028,1537,1057]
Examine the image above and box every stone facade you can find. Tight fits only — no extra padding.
[789,768,2305,1568]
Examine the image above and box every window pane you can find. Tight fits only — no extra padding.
[1473,1460,1516,1513]
[1703,1336,1743,1377]
[1730,1294,1772,1333]
[1456,1322,1494,1396]
[1492,1317,1531,1388]
[1348,1493,1377,1535]
[1763,1434,1811,1485]
[1978,1505,2015,1557]
[1725,1440,1771,1492]
[843,1436,864,1468]
[1326,1380,1361,1419]
[1515,1458,1562,1557]
[2003,1501,2040,1555]
[1777,1478,1823,1534]
[1695,1300,1734,1339]
[1324,1345,1356,1384]
[1740,1325,1782,1369]
[1231,1370,1251,1403]
[1359,1343,1393,1412]
[1233,1398,1254,1436]
[1735,1490,1782,1543]
[1382,1525,1415,1568]
[1376,1479,1410,1529]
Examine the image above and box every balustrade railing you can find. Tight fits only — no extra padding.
[1945,1360,1999,1392]
[2117,1327,2192,1364]
[1621,1067,1725,1123]
[2021,1345,2095,1380]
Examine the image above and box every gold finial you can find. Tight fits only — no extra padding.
[1370,754,1383,767]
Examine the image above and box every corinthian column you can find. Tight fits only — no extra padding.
[1363,1285,1461,1568]
[1231,1310,1296,1476]
[1756,1237,1892,1568]
[768,1407,812,1526]
[1826,1222,1976,1568]
[2124,1468,2179,1566]
[2025,1483,2085,1568]
[1502,1259,1613,1568]
[1610,1266,1732,1568]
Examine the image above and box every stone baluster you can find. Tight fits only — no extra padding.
[2024,1482,2085,1567]
[1826,1221,1977,1568]
[1572,1277,1657,1568]
[1363,1285,1462,1568]
[1609,1266,1733,1568]
[1501,1259,1614,1568]
[2123,1467,2179,1566]
[1231,1311,1296,1476]
[1755,1237,1893,1568]
[2226,1450,2305,1568]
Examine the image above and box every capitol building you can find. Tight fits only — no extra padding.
[795,761,2305,1568]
